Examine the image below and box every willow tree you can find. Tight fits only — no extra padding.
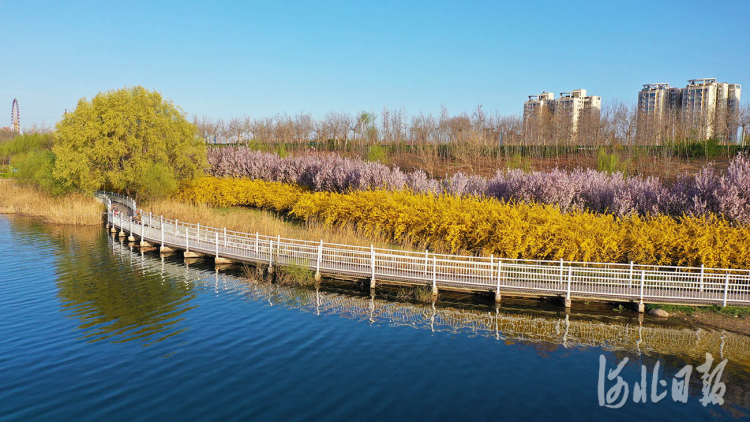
[54,86,207,199]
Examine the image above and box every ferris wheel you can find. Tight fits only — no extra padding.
[11,98,20,133]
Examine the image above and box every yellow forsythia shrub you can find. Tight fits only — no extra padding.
[176,177,305,211]
[177,177,750,268]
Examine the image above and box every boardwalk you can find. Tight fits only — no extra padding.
[97,191,750,309]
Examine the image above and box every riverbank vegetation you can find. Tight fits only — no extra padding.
[0,180,103,225]
[0,87,206,225]
[174,177,750,268]
[208,147,750,224]
[2,86,749,272]
[647,304,750,335]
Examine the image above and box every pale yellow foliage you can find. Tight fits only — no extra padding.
[0,180,103,225]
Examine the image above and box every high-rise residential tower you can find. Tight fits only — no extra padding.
[523,89,601,139]
[637,78,741,142]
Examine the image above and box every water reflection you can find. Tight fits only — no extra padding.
[4,216,750,419]
[26,220,199,345]
[101,235,750,370]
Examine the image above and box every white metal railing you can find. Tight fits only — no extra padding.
[101,191,750,307]
[95,191,136,212]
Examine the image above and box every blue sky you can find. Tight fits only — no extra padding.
[2,0,748,128]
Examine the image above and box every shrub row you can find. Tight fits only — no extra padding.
[208,147,750,224]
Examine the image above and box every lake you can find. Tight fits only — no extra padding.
[1,215,748,420]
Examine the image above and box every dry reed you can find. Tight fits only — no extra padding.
[141,198,448,254]
[0,180,104,225]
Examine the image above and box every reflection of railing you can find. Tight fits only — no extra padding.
[112,240,750,367]
[101,191,750,307]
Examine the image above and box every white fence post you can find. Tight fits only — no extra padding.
[315,240,323,281]
[432,256,438,296]
[185,227,189,252]
[224,228,227,248]
[723,272,730,307]
[196,223,200,244]
[629,261,634,289]
[640,270,645,303]
[255,232,259,256]
[277,234,281,260]
[370,245,376,289]
[215,232,219,258]
[160,216,164,247]
[424,250,429,277]
[269,240,274,267]
[699,265,705,293]
[495,260,503,302]
[560,258,564,286]
[565,266,572,308]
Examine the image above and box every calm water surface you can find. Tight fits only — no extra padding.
[1,216,749,420]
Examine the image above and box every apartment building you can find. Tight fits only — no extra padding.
[636,83,682,143]
[637,83,682,117]
[523,91,555,121]
[523,89,601,135]
[637,78,742,142]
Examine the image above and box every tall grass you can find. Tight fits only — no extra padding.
[0,180,103,225]
[141,198,434,253]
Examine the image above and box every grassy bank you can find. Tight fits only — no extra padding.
[176,177,750,268]
[647,304,750,335]
[0,180,103,225]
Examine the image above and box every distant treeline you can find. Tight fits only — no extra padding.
[192,102,750,153]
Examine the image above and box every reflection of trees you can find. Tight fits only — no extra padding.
[6,218,197,345]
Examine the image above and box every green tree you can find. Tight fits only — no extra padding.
[54,86,206,199]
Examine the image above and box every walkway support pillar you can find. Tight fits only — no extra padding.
[127,217,136,242]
